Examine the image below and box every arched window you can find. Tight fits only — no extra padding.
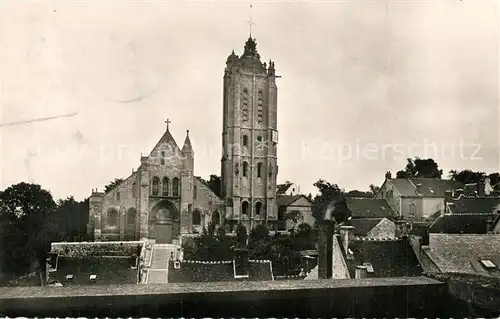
[152,177,160,196]
[192,210,202,226]
[108,209,119,227]
[172,177,180,197]
[162,177,169,196]
[127,208,136,225]
[242,135,248,147]
[243,162,249,177]
[241,201,249,215]
[257,162,263,178]
[132,182,137,198]
[255,202,263,216]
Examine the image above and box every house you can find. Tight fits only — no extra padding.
[276,181,301,196]
[276,195,314,231]
[428,190,500,234]
[46,242,144,286]
[375,171,464,221]
[420,234,500,278]
[314,222,423,280]
[167,249,273,283]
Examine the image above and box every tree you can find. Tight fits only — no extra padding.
[291,223,316,252]
[104,178,124,193]
[369,184,380,196]
[248,224,271,259]
[235,223,248,248]
[52,197,90,242]
[285,210,304,230]
[0,182,57,275]
[396,157,443,179]
[449,170,500,187]
[200,174,222,197]
[311,180,350,224]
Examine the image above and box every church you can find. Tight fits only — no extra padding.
[87,36,280,243]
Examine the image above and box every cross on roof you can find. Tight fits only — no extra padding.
[246,17,256,36]
[165,118,171,130]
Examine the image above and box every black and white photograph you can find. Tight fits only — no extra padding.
[1,0,500,317]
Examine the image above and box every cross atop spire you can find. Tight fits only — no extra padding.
[165,118,171,130]
[246,4,255,37]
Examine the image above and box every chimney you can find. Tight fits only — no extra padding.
[355,265,368,279]
[339,225,355,258]
[317,220,335,279]
[395,220,409,237]
[385,171,392,179]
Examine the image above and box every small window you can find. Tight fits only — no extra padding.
[89,274,97,280]
[243,135,248,146]
[161,151,165,165]
[257,136,262,142]
[243,162,249,177]
[65,274,73,281]
[257,162,263,178]
[116,192,120,201]
[480,260,496,269]
[174,261,181,269]
[193,185,198,200]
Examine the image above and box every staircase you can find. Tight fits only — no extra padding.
[145,244,181,284]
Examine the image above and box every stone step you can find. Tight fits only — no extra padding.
[146,269,168,284]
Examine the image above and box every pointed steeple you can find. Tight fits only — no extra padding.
[182,129,193,155]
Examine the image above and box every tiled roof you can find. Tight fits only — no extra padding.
[49,257,139,285]
[167,260,273,283]
[388,178,464,198]
[424,234,500,276]
[276,182,293,194]
[345,218,384,236]
[276,195,310,207]
[345,237,423,278]
[429,213,496,234]
[346,198,397,218]
[448,197,500,214]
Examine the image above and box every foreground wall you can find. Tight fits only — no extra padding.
[0,277,452,317]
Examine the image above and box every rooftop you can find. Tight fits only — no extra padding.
[429,213,496,234]
[346,198,397,219]
[388,178,464,198]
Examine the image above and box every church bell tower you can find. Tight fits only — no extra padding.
[221,36,279,230]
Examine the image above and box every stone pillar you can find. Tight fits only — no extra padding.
[89,192,104,241]
[139,159,150,240]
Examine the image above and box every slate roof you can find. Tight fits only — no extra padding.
[343,237,423,278]
[276,182,293,195]
[387,178,464,198]
[429,213,496,234]
[167,260,274,283]
[424,234,500,276]
[346,198,397,219]
[345,218,384,236]
[49,256,139,286]
[276,195,311,207]
[447,197,500,214]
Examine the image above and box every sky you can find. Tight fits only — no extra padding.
[1,0,499,201]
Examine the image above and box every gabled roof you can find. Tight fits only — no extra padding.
[276,195,311,207]
[424,234,500,276]
[167,260,273,283]
[148,127,182,157]
[343,237,423,278]
[345,218,385,236]
[276,182,293,194]
[387,178,464,198]
[346,198,397,219]
[429,213,496,234]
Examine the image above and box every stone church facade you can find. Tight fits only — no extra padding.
[87,36,279,243]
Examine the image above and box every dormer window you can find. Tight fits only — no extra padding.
[89,274,97,280]
[480,259,497,269]
[174,261,181,269]
[65,274,73,281]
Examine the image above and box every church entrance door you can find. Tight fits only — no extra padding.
[155,221,173,244]
[150,200,180,244]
